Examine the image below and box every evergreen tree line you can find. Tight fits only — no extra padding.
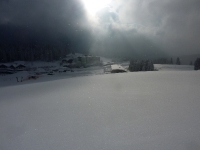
[153,57,181,65]
[194,58,200,70]
[0,44,71,63]
[129,60,154,72]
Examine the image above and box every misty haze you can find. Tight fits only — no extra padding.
[0,0,200,150]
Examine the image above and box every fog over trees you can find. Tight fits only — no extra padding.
[0,44,71,62]
[1,0,200,62]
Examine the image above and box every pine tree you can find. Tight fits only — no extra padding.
[129,60,154,72]
[148,60,154,71]
[194,58,200,70]
[170,58,173,64]
[176,57,181,65]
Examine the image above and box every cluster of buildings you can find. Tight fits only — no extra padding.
[61,53,101,68]
[0,63,26,74]
[0,53,129,76]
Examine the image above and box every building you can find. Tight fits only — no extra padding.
[0,64,14,74]
[61,53,100,68]
[16,64,26,69]
[111,64,127,73]
[0,64,8,69]
[9,65,16,70]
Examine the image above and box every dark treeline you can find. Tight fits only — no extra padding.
[129,60,154,72]
[0,44,72,63]
[153,57,181,65]
[0,23,92,63]
[153,58,171,64]
[194,58,200,70]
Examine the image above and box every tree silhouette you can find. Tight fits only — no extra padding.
[194,58,200,70]
[170,58,173,64]
[176,57,181,65]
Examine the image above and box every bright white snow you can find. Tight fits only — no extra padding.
[0,65,200,150]
[111,64,127,72]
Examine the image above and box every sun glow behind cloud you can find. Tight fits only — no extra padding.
[82,0,112,16]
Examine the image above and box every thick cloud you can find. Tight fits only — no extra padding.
[88,0,200,57]
[0,0,200,58]
[0,0,88,28]
[115,0,200,55]
[0,0,92,51]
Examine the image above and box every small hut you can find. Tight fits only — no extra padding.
[111,64,127,73]
[0,64,8,69]
[9,65,16,70]
[16,64,26,69]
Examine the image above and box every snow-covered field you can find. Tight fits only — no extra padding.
[0,65,200,150]
[154,64,194,71]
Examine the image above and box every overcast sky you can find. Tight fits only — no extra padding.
[0,0,200,58]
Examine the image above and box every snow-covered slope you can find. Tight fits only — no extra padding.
[0,70,200,150]
[154,64,194,71]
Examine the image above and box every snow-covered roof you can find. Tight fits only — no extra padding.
[9,64,17,68]
[16,64,26,67]
[0,64,9,67]
[111,64,126,72]
[0,63,26,68]
[65,53,85,60]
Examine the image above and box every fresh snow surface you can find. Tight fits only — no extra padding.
[0,66,104,87]
[0,66,200,150]
[154,64,194,71]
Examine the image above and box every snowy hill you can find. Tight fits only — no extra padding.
[154,64,194,71]
[0,66,200,150]
[0,63,195,87]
